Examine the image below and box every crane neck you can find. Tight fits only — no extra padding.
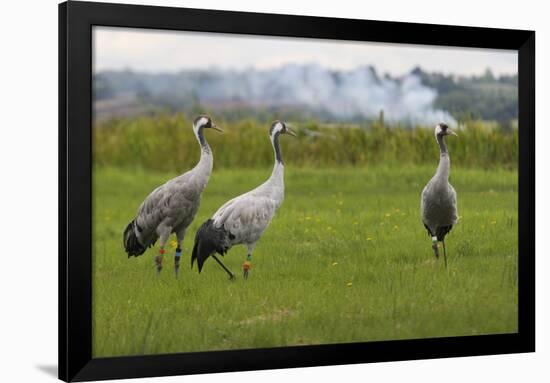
[436,134,448,154]
[435,134,450,181]
[194,126,211,153]
[193,126,213,175]
[269,132,285,183]
[271,131,284,165]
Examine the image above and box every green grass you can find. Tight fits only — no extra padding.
[92,165,518,357]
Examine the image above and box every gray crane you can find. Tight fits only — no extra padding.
[191,121,296,280]
[123,115,222,276]
[420,123,458,268]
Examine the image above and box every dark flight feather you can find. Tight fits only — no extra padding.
[191,219,230,273]
[424,223,453,242]
[123,219,147,257]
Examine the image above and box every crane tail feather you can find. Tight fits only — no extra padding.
[123,219,147,257]
[436,225,453,241]
[192,219,229,274]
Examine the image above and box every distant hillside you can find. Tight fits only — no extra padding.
[93,64,517,125]
[411,67,517,123]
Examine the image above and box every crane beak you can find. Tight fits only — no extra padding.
[448,129,458,137]
[286,127,297,137]
[211,124,223,133]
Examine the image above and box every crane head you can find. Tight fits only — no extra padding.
[435,122,457,138]
[193,115,223,133]
[270,120,297,137]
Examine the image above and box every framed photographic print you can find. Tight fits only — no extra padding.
[59,1,535,381]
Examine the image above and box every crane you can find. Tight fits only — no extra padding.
[123,115,222,276]
[421,123,458,268]
[191,120,296,280]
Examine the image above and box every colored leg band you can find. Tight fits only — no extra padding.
[159,248,166,255]
[246,254,252,261]
[431,236,437,244]
[175,250,182,259]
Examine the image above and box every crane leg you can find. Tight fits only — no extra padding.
[243,244,256,280]
[243,254,252,280]
[431,236,440,259]
[155,248,165,275]
[155,229,171,275]
[174,231,185,278]
[212,255,236,281]
[442,239,448,269]
[174,247,182,277]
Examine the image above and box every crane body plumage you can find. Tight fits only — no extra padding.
[420,123,458,266]
[123,156,211,254]
[123,115,221,275]
[192,121,295,279]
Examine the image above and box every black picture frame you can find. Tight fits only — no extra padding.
[59,1,535,381]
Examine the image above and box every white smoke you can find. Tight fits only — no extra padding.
[190,63,455,126]
[96,64,456,126]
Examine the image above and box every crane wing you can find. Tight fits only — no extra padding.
[421,180,458,230]
[134,185,169,241]
[449,183,458,224]
[134,173,199,244]
[212,194,278,244]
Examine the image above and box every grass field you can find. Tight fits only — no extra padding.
[92,165,518,357]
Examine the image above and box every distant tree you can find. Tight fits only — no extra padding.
[93,76,114,100]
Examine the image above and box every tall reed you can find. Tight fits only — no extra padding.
[93,114,518,172]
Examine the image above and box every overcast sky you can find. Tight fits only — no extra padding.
[93,26,517,76]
